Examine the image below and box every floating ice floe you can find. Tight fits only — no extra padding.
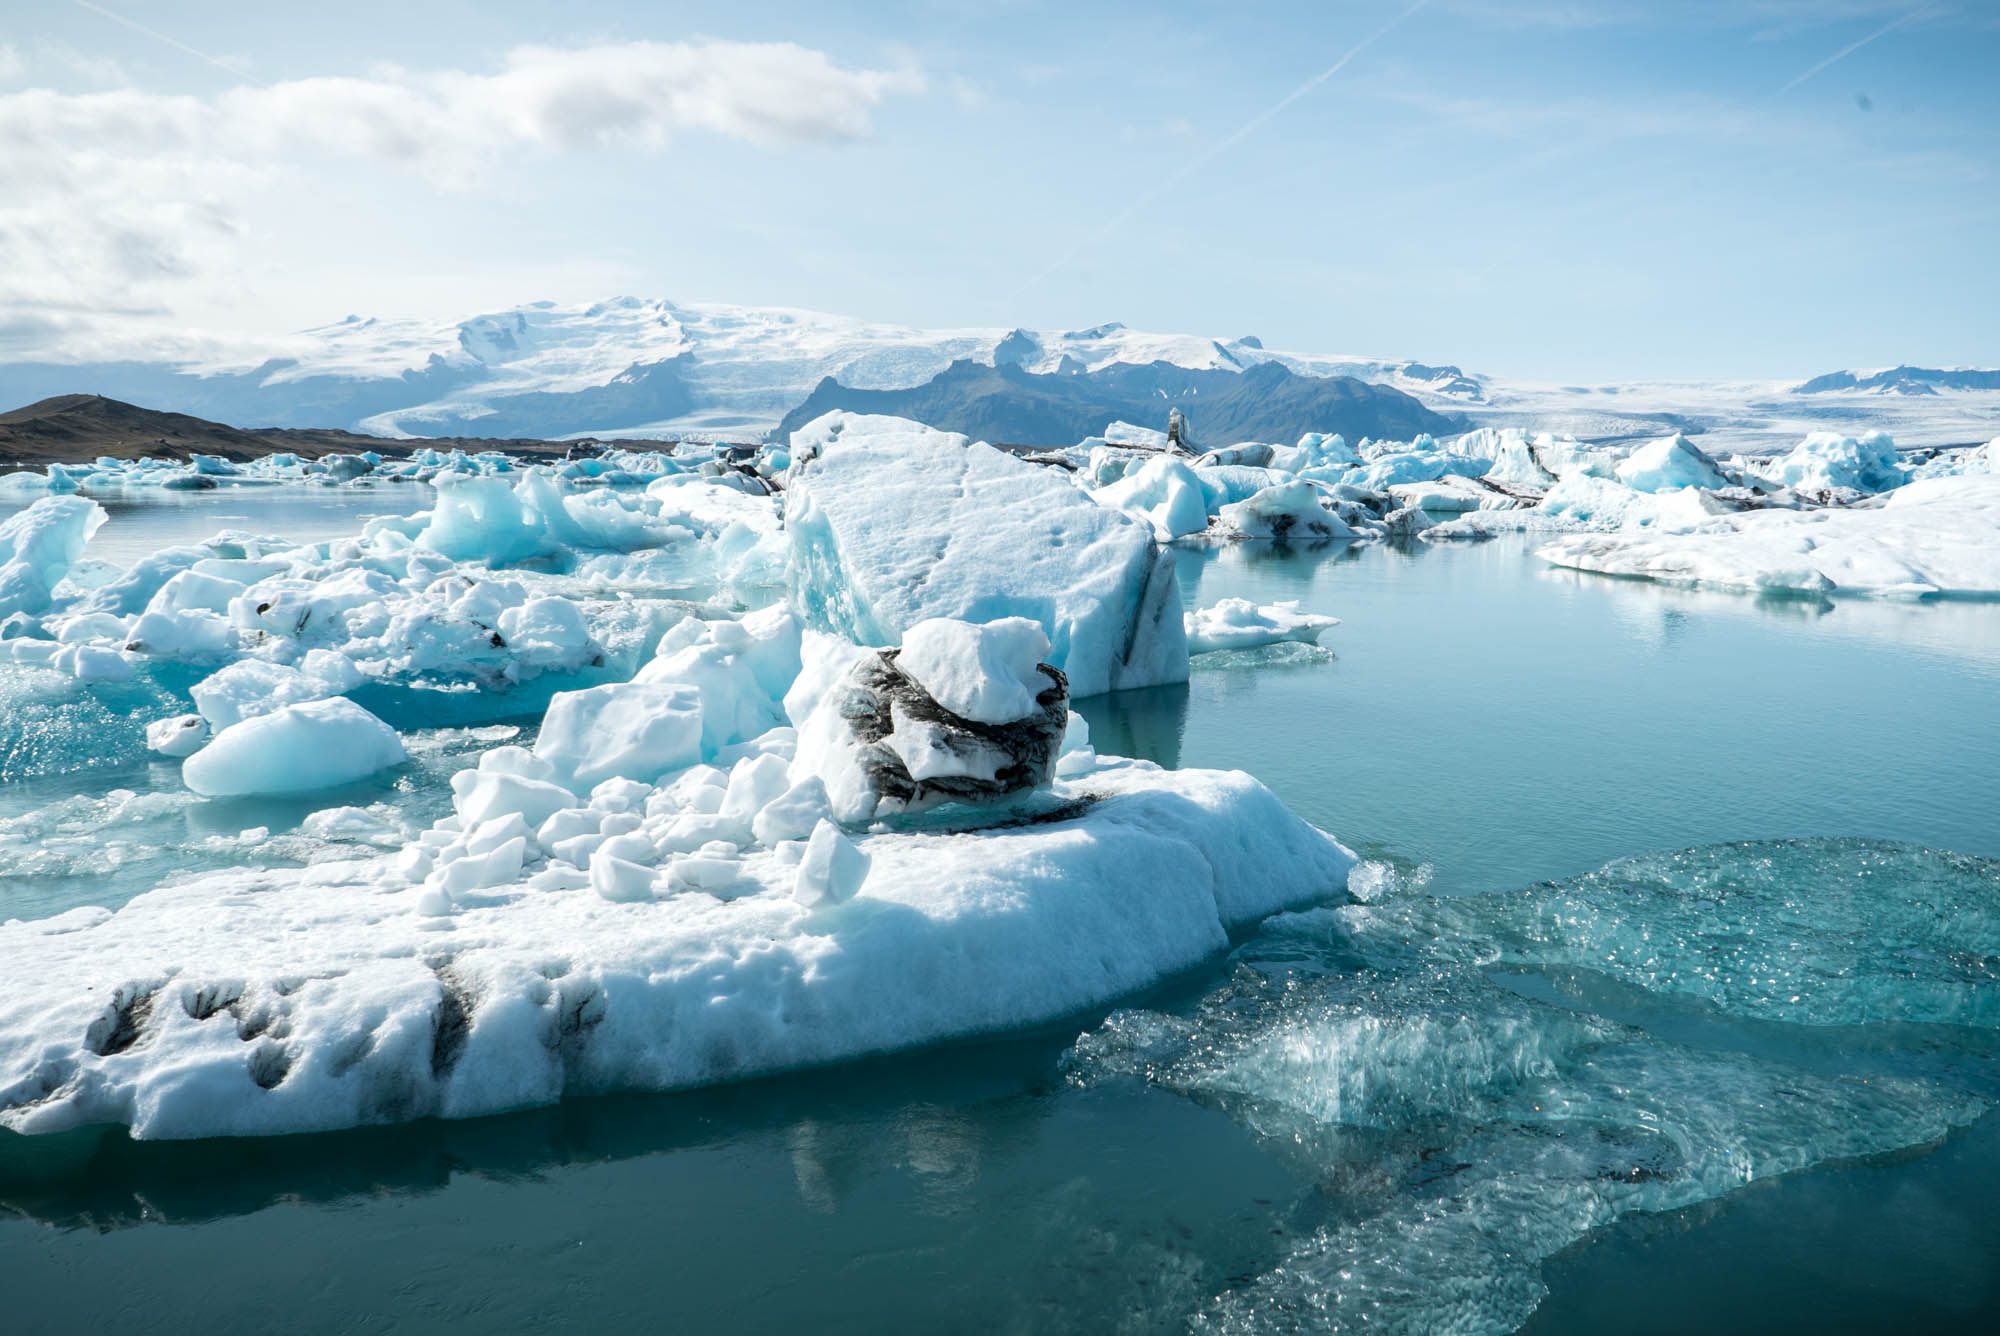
[182,697,407,798]
[0,593,1356,1138]
[1612,432,1731,492]
[0,699,1352,1141]
[1538,474,2000,597]
[1185,598,1338,654]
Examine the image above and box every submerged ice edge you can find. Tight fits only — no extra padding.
[1067,837,2000,1336]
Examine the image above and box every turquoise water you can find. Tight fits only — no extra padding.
[3,496,1998,1333]
[78,480,436,565]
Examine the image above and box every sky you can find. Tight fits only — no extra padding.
[1,0,1995,381]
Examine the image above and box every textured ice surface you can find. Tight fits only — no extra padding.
[1612,433,1730,492]
[1089,455,1212,542]
[1757,430,1909,494]
[1067,837,1995,1335]
[1539,474,2000,597]
[0,761,1354,1139]
[895,617,1052,725]
[0,497,106,619]
[783,413,1189,697]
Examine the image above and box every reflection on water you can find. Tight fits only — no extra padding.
[71,482,436,565]
[1070,681,1188,770]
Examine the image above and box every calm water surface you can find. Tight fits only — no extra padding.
[2,495,1996,1333]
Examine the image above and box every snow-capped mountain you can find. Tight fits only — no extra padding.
[1794,366,2000,396]
[0,296,1994,452]
[0,297,1484,444]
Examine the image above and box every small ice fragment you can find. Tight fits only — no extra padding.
[146,713,209,759]
[793,819,868,907]
[590,851,656,903]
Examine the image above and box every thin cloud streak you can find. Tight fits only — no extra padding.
[1774,6,1924,96]
[1033,0,1431,285]
[67,0,257,82]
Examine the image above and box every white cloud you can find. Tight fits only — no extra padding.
[0,40,924,359]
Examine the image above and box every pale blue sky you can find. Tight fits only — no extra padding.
[2,0,1994,379]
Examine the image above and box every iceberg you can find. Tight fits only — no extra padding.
[0,496,107,620]
[1756,430,1908,495]
[1539,474,2000,597]
[1185,598,1338,654]
[181,696,407,798]
[1209,482,1356,541]
[1612,433,1730,492]
[1088,455,1210,541]
[784,413,1189,697]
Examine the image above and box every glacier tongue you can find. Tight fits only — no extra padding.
[783,412,1189,698]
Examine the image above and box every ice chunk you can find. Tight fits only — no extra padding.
[53,644,132,681]
[785,412,1188,697]
[182,697,406,798]
[1612,433,1729,492]
[0,496,106,619]
[1537,472,1735,532]
[534,681,705,791]
[896,617,1053,725]
[1211,482,1355,541]
[1184,598,1338,654]
[418,475,547,565]
[792,819,868,907]
[590,851,656,903]
[750,775,835,845]
[1089,455,1211,541]
[145,713,209,759]
[1758,430,1908,495]
[795,645,1068,823]
[1449,426,1557,489]
[145,569,247,618]
[450,769,577,831]
[494,597,594,673]
[635,616,787,756]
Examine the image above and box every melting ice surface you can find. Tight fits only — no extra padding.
[2,486,1999,1333]
[1067,837,1997,1333]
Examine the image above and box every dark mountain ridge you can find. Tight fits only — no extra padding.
[773,358,1466,448]
[1796,366,2000,395]
[0,395,656,468]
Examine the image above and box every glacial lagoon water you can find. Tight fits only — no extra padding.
[2,488,1998,1333]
